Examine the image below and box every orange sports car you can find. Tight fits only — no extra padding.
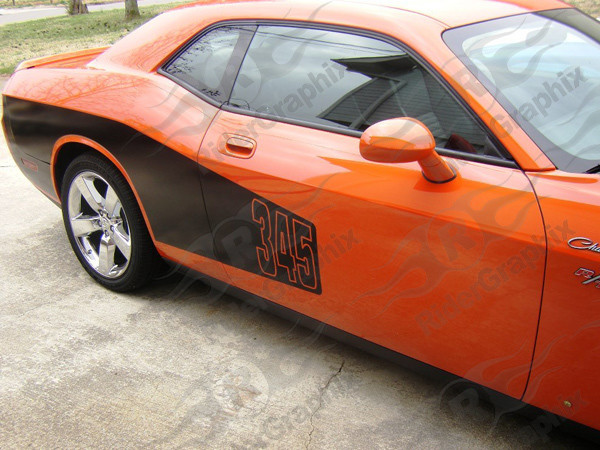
[3,0,600,434]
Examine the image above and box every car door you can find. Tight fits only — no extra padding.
[157,24,257,280]
[197,24,546,398]
[441,9,600,427]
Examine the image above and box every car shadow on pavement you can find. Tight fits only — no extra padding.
[132,267,600,449]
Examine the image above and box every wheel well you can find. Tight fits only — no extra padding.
[54,142,160,250]
[54,142,107,201]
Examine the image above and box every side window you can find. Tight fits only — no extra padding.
[163,26,255,103]
[229,26,505,158]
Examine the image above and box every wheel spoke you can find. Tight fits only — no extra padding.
[75,176,104,213]
[71,215,101,237]
[98,234,116,277]
[68,187,83,218]
[68,170,133,280]
[104,186,121,218]
[112,227,131,260]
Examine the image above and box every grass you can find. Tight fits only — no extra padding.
[0,0,115,8]
[0,3,188,74]
[0,0,598,75]
[568,0,600,16]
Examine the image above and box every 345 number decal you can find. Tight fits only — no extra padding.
[252,199,321,294]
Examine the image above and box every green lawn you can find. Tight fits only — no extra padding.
[0,3,187,74]
[0,0,117,8]
[568,0,600,16]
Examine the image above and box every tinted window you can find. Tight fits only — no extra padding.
[230,26,500,157]
[164,26,254,103]
[445,9,600,173]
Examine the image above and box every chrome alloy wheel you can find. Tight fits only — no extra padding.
[66,171,132,279]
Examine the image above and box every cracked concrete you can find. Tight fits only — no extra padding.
[0,78,597,448]
[306,361,345,450]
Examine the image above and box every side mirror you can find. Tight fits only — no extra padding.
[360,118,456,183]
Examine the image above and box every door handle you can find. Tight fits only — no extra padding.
[219,135,257,159]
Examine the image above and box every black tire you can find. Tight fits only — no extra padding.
[61,152,162,292]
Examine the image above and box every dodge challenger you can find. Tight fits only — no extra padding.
[3,0,600,433]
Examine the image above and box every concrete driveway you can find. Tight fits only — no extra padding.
[0,77,595,448]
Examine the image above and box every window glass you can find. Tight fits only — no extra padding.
[444,10,600,173]
[164,26,253,103]
[230,26,499,157]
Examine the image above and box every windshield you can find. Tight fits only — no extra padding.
[444,9,600,173]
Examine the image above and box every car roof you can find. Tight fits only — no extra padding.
[343,0,569,26]
[95,0,571,73]
[179,0,571,28]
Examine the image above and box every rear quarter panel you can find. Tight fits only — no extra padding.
[3,67,229,281]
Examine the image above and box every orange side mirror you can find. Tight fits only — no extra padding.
[360,118,457,183]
